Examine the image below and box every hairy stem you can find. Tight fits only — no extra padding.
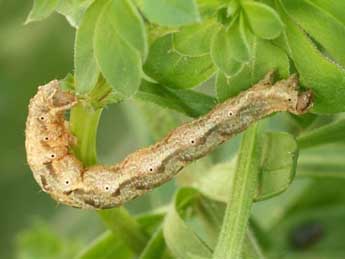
[213,124,261,259]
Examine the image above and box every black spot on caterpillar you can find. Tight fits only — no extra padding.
[25,72,313,209]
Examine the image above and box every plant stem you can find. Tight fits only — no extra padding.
[70,103,102,166]
[69,103,148,254]
[213,124,261,259]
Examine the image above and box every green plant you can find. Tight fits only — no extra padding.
[20,0,345,258]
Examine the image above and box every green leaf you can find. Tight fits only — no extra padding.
[252,179,313,231]
[57,0,94,27]
[74,0,107,94]
[173,20,218,57]
[144,34,215,89]
[242,1,284,39]
[298,145,345,179]
[136,80,216,117]
[76,231,133,259]
[163,188,212,259]
[136,213,166,235]
[94,1,142,98]
[108,0,148,60]
[194,161,236,203]
[216,38,289,101]
[311,0,345,25]
[213,124,261,259]
[99,208,149,255]
[25,0,59,24]
[255,132,298,201]
[133,100,184,141]
[277,6,345,113]
[139,228,173,259]
[210,17,251,76]
[143,0,201,26]
[282,0,345,67]
[196,0,223,18]
[297,118,345,149]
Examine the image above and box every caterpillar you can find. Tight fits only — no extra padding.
[25,72,313,209]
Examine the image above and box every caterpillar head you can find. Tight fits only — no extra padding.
[274,75,313,115]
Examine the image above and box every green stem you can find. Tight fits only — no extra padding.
[69,103,148,254]
[213,124,261,259]
[70,103,102,166]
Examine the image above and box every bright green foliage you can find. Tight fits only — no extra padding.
[242,1,284,39]
[211,16,250,76]
[94,0,145,98]
[57,0,95,27]
[136,80,216,117]
[143,0,201,26]
[143,35,215,89]
[74,0,104,94]
[283,0,345,67]
[173,20,218,57]
[310,0,345,25]
[25,0,60,23]
[19,0,345,258]
[216,38,289,101]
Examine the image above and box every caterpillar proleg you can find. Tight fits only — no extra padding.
[25,72,312,209]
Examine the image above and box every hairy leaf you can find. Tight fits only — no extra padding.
[144,34,215,89]
[94,1,142,98]
[282,0,345,67]
[173,20,218,57]
[74,0,107,94]
[216,38,289,101]
[278,5,345,113]
[242,1,284,39]
[143,0,201,26]
[211,17,250,76]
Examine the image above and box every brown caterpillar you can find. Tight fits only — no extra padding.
[25,72,312,209]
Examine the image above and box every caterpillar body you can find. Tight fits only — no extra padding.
[25,72,312,209]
